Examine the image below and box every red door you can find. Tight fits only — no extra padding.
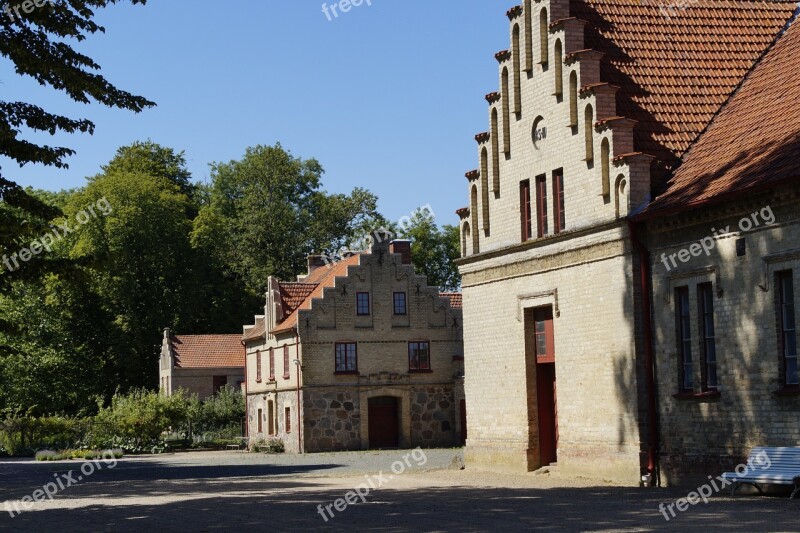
[368,397,399,448]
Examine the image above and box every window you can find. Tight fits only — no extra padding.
[535,174,548,237]
[357,292,370,316]
[554,40,563,98]
[501,68,511,154]
[520,180,532,242]
[512,25,522,113]
[539,8,548,64]
[585,105,594,163]
[268,400,275,435]
[601,138,611,197]
[212,375,227,394]
[393,292,407,315]
[285,407,291,433]
[461,222,470,257]
[533,307,555,363]
[409,341,431,371]
[269,348,275,381]
[283,345,290,379]
[524,0,533,71]
[335,342,358,373]
[257,408,263,433]
[569,71,578,127]
[676,287,693,391]
[699,283,718,391]
[256,350,262,382]
[480,148,490,233]
[491,109,500,193]
[552,169,565,233]
[779,271,798,386]
[471,186,480,254]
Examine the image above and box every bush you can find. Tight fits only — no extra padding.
[0,416,88,456]
[253,438,284,454]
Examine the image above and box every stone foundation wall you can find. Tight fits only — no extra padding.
[410,386,457,447]
[304,389,362,452]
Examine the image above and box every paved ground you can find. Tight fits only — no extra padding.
[0,449,796,532]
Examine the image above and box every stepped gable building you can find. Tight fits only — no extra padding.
[455,0,800,484]
[159,331,245,398]
[242,236,464,453]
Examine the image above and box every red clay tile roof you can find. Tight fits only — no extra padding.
[272,254,363,334]
[640,18,800,216]
[572,0,798,167]
[171,335,244,369]
[441,293,463,309]
[280,283,318,314]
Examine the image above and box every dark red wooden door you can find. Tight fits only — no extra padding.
[537,362,558,466]
[368,396,399,448]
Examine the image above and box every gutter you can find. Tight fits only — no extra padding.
[627,220,659,486]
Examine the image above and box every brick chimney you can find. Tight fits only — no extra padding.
[390,240,412,265]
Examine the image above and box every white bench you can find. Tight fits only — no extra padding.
[721,447,800,499]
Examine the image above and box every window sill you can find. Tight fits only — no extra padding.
[334,371,360,376]
[673,390,721,400]
[408,369,433,374]
[282,375,290,380]
[773,386,800,397]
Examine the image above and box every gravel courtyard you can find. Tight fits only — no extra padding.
[0,449,795,532]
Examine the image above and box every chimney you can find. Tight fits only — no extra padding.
[390,240,412,265]
[163,327,171,341]
[307,255,327,276]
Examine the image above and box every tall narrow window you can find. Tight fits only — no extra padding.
[779,271,798,386]
[524,0,533,71]
[502,68,511,154]
[393,292,407,315]
[539,8,548,65]
[283,345,290,379]
[480,148,490,233]
[257,408,263,433]
[409,341,431,371]
[268,400,275,435]
[491,109,500,192]
[585,105,594,163]
[512,25,522,113]
[470,186,480,254]
[533,307,555,363]
[268,348,275,381]
[256,350,262,382]
[285,407,291,433]
[569,71,578,127]
[601,138,611,196]
[535,174,548,238]
[676,287,693,391]
[461,222,470,257]
[520,180,532,242]
[356,292,370,315]
[554,40,563,98]
[699,283,717,390]
[552,170,565,233]
[335,342,358,373]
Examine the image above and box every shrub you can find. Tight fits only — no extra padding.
[0,416,88,456]
[253,438,284,454]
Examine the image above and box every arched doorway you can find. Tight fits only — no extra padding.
[368,396,399,449]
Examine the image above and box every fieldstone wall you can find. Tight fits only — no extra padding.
[304,390,361,452]
[411,386,457,447]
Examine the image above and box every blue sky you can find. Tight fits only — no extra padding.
[1,0,510,226]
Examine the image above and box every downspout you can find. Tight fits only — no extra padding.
[627,220,659,486]
[241,340,248,442]
[295,328,303,454]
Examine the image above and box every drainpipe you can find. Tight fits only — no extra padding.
[241,340,248,443]
[294,329,303,454]
[627,220,659,486]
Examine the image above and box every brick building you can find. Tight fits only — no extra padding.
[242,236,464,453]
[159,330,245,398]
[456,0,800,484]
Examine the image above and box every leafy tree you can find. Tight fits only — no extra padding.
[399,208,461,291]
[0,0,153,280]
[194,144,382,292]
[101,141,195,199]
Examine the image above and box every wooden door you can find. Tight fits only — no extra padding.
[368,396,399,448]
